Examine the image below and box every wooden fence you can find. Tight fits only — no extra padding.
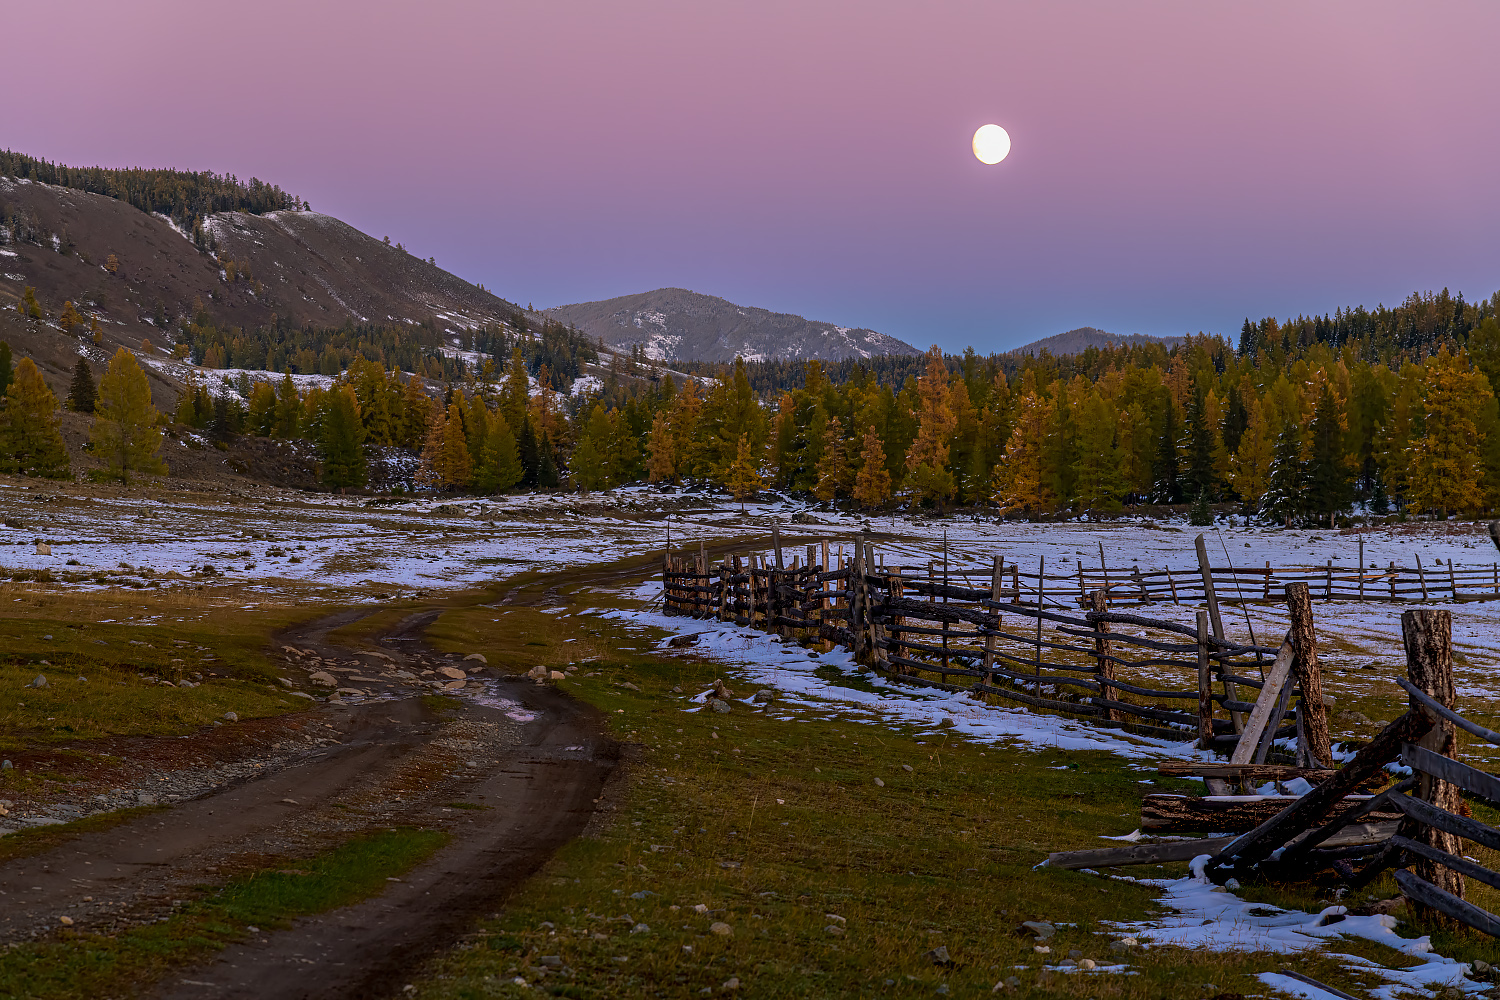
[665,536,1500,937]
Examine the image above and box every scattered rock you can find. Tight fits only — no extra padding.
[668,634,700,648]
[27,675,47,689]
[620,681,641,691]
[437,666,466,680]
[1020,920,1055,939]
[710,700,732,714]
[901,764,914,773]
[692,904,710,914]
[222,711,239,722]
[711,678,734,700]
[825,913,846,924]
[1077,959,1096,971]
[873,777,885,787]
[722,977,740,991]
[308,671,337,687]
[825,925,845,936]
[35,542,50,555]
[752,689,774,703]
[538,956,563,968]
[0,761,10,770]
[527,665,549,682]
[923,945,951,966]
[290,691,314,700]
[443,679,466,690]
[549,670,566,681]
[58,915,73,926]
[631,923,650,934]
[464,653,488,663]
[709,922,732,937]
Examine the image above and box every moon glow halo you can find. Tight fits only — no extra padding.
[972,124,1011,165]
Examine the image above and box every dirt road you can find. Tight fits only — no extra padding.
[0,598,620,1000]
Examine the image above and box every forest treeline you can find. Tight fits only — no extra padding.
[0,150,303,228]
[7,277,1500,525]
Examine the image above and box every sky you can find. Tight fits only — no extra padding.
[9,1,1500,352]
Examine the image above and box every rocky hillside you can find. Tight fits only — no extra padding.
[545,288,920,363]
[1010,326,1183,356]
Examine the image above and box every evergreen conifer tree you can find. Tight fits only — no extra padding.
[517,413,540,485]
[903,348,957,507]
[1188,489,1213,526]
[0,341,11,397]
[1260,423,1304,527]
[319,384,367,491]
[0,358,71,478]
[1151,399,1182,504]
[1408,347,1487,517]
[570,435,607,492]
[485,412,524,493]
[436,402,473,488]
[90,349,165,484]
[400,373,431,448]
[1228,395,1274,514]
[1071,389,1123,517]
[1182,384,1217,500]
[536,433,560,489]
[273,373,301,438]
[68,357,96,413]
[607,409,641,484]
[1303,382,1352,526]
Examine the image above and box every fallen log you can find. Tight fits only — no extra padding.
[1156,763,1335,784]
[1047,821,1396,870]
[1143,793,1400,833]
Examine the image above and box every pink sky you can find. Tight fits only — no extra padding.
[10,1,1499,349]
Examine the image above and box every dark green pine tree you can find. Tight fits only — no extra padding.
[1303,383,1353,526]
[1182,385,1217,501]
[1260,423,1304,527]
[320,386,367,491]
[68,357,97,413]
[1150,400,1181,504]
[536,432,559,489]
[517,413,540,486]
[0,341,12,398]
[1222,384,1248,453]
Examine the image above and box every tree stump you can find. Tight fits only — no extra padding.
[1285,582,1332,768]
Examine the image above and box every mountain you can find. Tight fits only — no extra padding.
[1009,327,1183,356]
[0,173,523,343]
[544,288,921,363]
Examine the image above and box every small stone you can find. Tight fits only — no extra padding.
[1077,958,1096,971]
[1224,877,1241,890]
[709,922,732,937]
[825,925,845,936]
[464,653,487,663]
[693,903,709,913]
[632,923,650,934]
[59,915,73,926]
[620,681,640,691]
[824,913,846,924]
[438,666,465,680]
[668,633,699,648]
[924,945,951,965]
[1020,920,1055,939]
[1109,940,1129,954]
[902,764,914,773]
[2,761,12,770]
[550,670,566,681]
[222,711,238,722]
[308,671,337,687]
[538,956,563,968]
[710,699,732,714]
[28,675,47,689]
[873,777,885,787]
[722,977,740,990]
[752,689,774,703]
[1033,945,1050,954]
[936,986,949,996]
[1067,949,1081,960]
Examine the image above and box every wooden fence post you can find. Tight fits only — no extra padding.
[1359,537,1366,600]
[1284,582,1332,767]
[1402,608,1464,922]
[1133,565,1147,603]
[1090,590,1121,722]
[1196,611,1213,749]
[1098,542,1110,605]
[1166,566,1179,603]
[1416,554,1428,600]
[1389,560,1397,601]
[982,555,1001,686]
[1198,533,1243,733]
[1447,558,1458,602]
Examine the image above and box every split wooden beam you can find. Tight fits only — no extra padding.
[1204,708,1433,878]
[1142,793,1398,834]
[1047,821,1396,871]
[1157,763,1335,783]
[1229,633,1296,766]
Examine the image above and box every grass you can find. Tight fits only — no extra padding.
[0,588,315,760]
[0,826,449,999]
[398,598,1464,1000]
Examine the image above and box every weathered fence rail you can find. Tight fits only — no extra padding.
[664,534,1500,937]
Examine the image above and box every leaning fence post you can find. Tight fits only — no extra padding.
[1285,582,1332,767]
[1402,608,1464,921]
[1196,610,1213,749]
[1416,554,1428,600]
[1090,590,1121,722]
[1198,534,1243,733]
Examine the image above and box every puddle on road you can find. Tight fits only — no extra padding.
[468,680,539,723]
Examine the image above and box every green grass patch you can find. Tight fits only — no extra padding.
[0,826,448,999]
[400,605,1424,999]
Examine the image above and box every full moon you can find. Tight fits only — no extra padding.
[972,124,1011,165]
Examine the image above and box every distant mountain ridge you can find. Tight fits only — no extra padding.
[544,288,921,363]
[1009,327,1183,356]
